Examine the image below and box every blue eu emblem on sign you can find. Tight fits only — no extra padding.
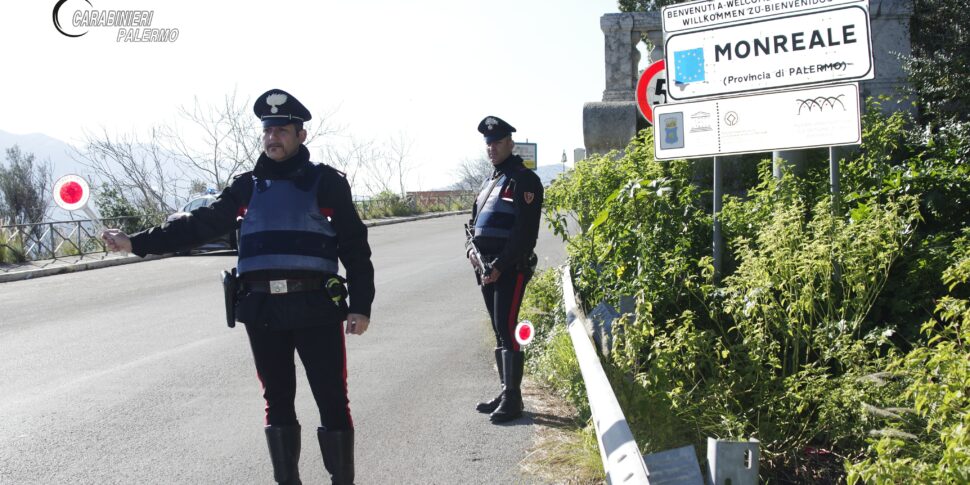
[674,48,705,84]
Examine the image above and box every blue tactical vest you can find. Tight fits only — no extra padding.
[474,173,516,240]
[237,166,339,275]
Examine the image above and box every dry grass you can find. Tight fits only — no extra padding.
[519,379,605,485]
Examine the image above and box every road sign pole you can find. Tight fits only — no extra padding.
[713,156,723,280]
[829,146,841,215]
[830,146,842,286]
[772,150,809,179]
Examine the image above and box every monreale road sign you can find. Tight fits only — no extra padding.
[664,4,873,101]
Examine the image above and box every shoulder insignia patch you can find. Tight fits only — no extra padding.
[523,192,535,204]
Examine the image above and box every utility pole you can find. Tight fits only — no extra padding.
[561,150,567,175]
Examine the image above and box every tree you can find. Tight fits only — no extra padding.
[0,145,53,225]
[161,89,339,192]
[450,155,493,191]
[95,185,147,234]
[321,133,417,197]
[322,137,382,194]
[387,132,416,196]
[72,127,181,225]
[907,0,970,124]
[617,0,679,12]
[73,90,340,223]
[160,90,261,192]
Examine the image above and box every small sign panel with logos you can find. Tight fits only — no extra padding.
[654,83,861,160]
[664,5,873,101]
[513,142,538,170]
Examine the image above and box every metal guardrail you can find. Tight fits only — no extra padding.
[561,264,650,484]
[354,193,475,219]
[0,217,138,263]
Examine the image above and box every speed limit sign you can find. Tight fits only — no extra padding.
[636,59,667,125]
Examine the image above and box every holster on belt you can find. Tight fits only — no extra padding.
[221,268,238,328]
[519,252,538,273]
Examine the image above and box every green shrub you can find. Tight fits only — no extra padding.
[535,114,964,480]
[545,130,711,325]
[356,191,416,219]
[97,186,155,234]
[0,222,27,263]
[520,268,583,408]
[840,104,970,345]
[846,230,970,484]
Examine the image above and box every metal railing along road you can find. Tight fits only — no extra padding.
[0,217,139,264]
[354,192,475,219]
[1,195,475,266]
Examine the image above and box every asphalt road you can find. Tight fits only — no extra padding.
[0,214,567,484]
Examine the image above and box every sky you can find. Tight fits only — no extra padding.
[0,0,623,192]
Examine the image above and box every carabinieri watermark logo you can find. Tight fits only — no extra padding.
[52,0,180,42]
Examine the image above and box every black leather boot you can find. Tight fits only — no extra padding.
[476,347,505,413]
[490,350,524,423]
[265,425,302,485]
[318,428,354,485]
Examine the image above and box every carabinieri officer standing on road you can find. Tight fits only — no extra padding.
[102,89,374,485]
[465,116,543,423]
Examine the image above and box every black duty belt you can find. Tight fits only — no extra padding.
[244,279,323,294]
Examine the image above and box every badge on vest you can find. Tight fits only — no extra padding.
[500,184,515,202]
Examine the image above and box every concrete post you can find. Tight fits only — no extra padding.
[601,13,638,102]
[706,438,760,485]
[584,12,662,156]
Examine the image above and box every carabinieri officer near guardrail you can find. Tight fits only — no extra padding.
[464,116,543,423]
[101,89,374,485]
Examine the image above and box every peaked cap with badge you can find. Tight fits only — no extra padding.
[477,116,516,143]
[254,89,312,128]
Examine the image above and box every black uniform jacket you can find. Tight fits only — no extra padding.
[130,145,375,318]
[470,154,544,273]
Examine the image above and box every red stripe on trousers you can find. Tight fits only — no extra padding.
[507,272,526,352]
[341,326,353,428]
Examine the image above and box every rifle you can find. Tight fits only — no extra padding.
[464,223,493,280]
